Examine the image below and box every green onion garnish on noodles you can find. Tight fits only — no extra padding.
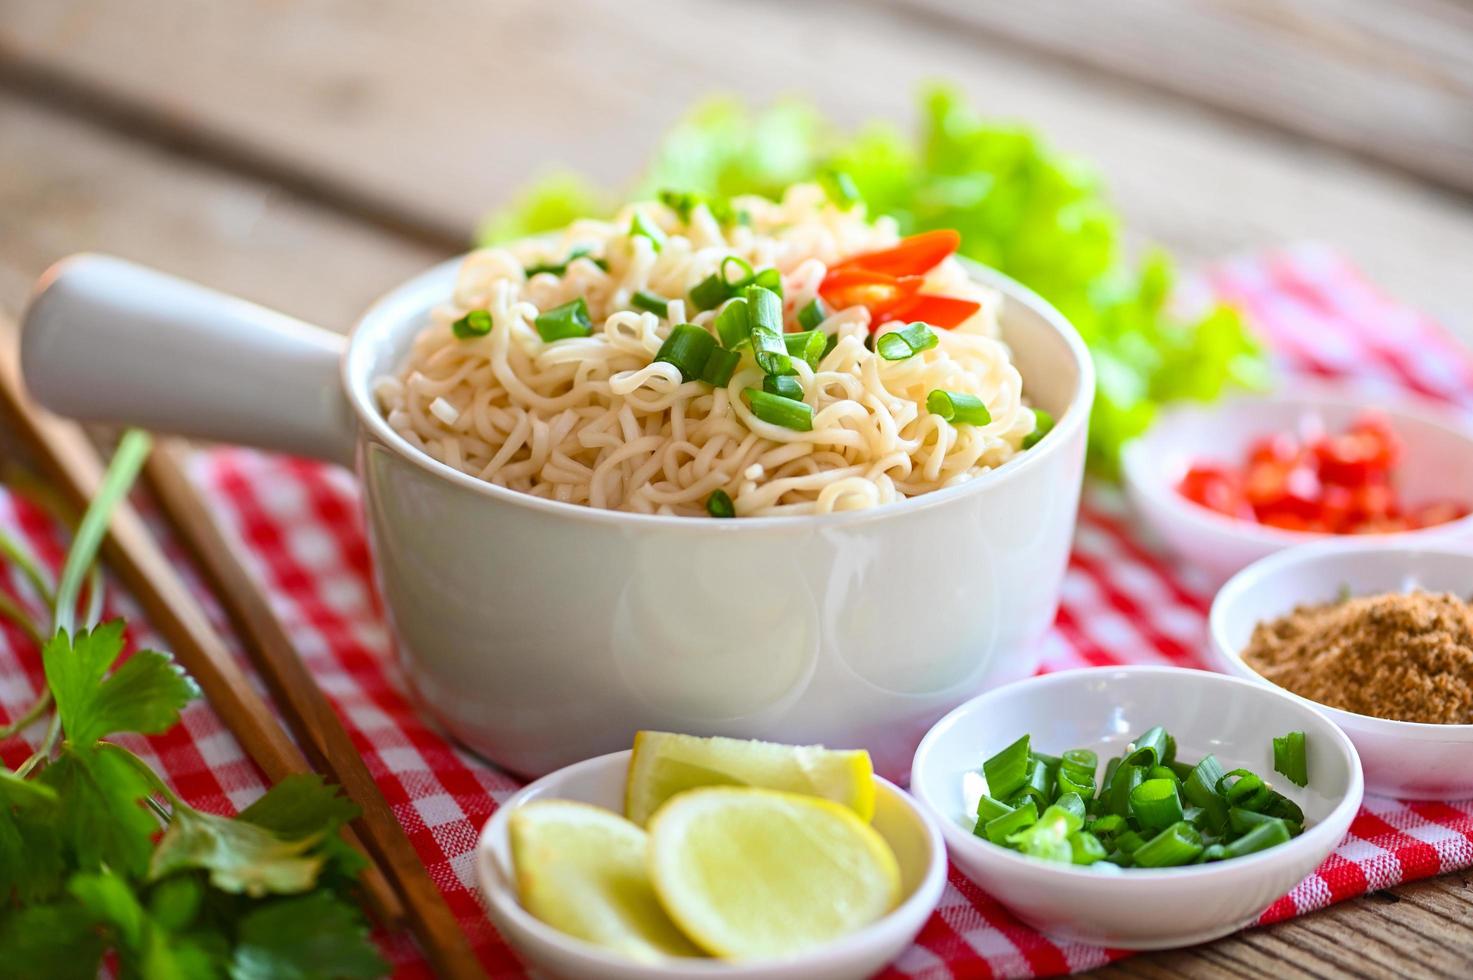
[762,375,804,401]
[1132,822,1204,868]
[699,348,740,387]
[690,273,730,312]
[714,299,750,349]
[706,489,735,519]
[750,267,783,297]
[534,298,593,342]
[451,309,493,339]
[1273,731,1308,787]
[798,297,828,331]
[721,256,755,287]
[658,189,700,221]
[926,390,992,426]
[783,330,826,370]
[525,244,605,277]
[744,388,813,431]
[875,323,938,361]
[629,210,667,252]
[654,324,716,382]
[632,290,670,318]
[982,734,1030,801]
[1129,778,1184,831]
[745,285,794,376]
[1022,408,1056,449]
[820,168,862,208]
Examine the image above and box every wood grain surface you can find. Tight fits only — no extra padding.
[1,0,1470,975]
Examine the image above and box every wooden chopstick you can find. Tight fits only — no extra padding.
[0,334,409,930]
[144,439,486,980]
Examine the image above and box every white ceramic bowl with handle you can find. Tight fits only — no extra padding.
[476,749,948,979]
[20,252,1093,778]
[910,666,1363,949]
[1209,540,1473,799]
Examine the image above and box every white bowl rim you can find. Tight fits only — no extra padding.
[1209,538,1473,741]
[475,749,950,975]
[911,664,1365,883]
[341,254,1094,530]
[1121,380,1473,547]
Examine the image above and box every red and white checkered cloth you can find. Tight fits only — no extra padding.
[2,243,1471,978]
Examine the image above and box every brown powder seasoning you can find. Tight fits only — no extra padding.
[1241,591,1473,724]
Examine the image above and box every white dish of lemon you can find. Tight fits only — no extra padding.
[476,733,947,979]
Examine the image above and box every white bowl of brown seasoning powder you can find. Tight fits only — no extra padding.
[1210,541,1473,800]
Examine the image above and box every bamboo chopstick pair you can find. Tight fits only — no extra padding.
[0,334,486,980]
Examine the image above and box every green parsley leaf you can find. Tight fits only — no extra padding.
[72,869,223,980]
[0,899,108,980]
[237,773,359,840]
[230,891,386,980]
[0,770,64,902]
[40,746,159,878]
[43,621,199,746]
[150,805,326,898]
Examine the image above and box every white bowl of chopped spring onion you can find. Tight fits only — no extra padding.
[1210,540,1473,799]
[910,666,1362,950]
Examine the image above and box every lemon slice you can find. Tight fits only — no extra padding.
[508,800,704,961]
[648,787,902,959]
[624,731,876,826]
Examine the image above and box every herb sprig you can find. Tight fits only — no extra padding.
[0,431,385,979]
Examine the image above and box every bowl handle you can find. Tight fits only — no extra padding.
[21,254,356,466]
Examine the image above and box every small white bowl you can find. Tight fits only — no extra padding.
[476,750,948,980]
[910,666,1363,949]
[1122,385,1473,583]
[1210,541,1473,799]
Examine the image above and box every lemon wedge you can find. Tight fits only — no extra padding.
[624,730,876,826]
[508,800,704,961]
[647,787,901,959]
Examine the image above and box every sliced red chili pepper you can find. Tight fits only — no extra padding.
[876,294,982,330]
[833,229,961,278]
[818,269,923,319]
[1177,464,1248,519]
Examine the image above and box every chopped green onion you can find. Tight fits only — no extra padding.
[1229,807,1301,838]
[1129,778,1184,831]
[1087,814,1126,839]
[721,256,755,287]
[1070,831,1108,865]
[783,330,826,370]
[926,389,992,425]
[744,388,813,431]
[1133,822,1204,868]
[984,799,1038,846]
[1261,791,1305,827]
[1012,758,1053,809]
[525,244,606,277]
[1113,829,1147,856]
[798,297,828,331]
[1008,802,1083,863]
[1222,818,1292,858]
[983,735,1031,801]
[706,489,735,519]
[1104,762,1143,818]
[820,168,861,207]
[535,298,593,342]
[653,324,717,382]
[1217,769,1270,810]
[876,322,939,361]
[821,333,839,360]
[1273,731,1308,788]
[699,348,740,387]
[750,267,783,297]
[745,285,794,376]
[1055,792,1087,822]
[658,189,700,220]
[1022,408,1056,449]
[1182,754,1229,832]
[762,375,804,401]
[713,298,750,349]
[629,210,666,251]
[451,309,493,339]
[976,795,1014,824]
[632,290,670,318]
[1124,727,1170,769]
[690,272,730,312]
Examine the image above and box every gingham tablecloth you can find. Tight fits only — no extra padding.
[2,244,1472,978]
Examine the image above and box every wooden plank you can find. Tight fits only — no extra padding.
[0,93,443,327]
[894,0,1473,196]
[3,0,1473,341]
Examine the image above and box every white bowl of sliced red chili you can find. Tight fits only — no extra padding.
[1210,540,1473,799]
[1122,384,1473,583]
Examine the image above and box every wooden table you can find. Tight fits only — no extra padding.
[2,1,1470,975]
